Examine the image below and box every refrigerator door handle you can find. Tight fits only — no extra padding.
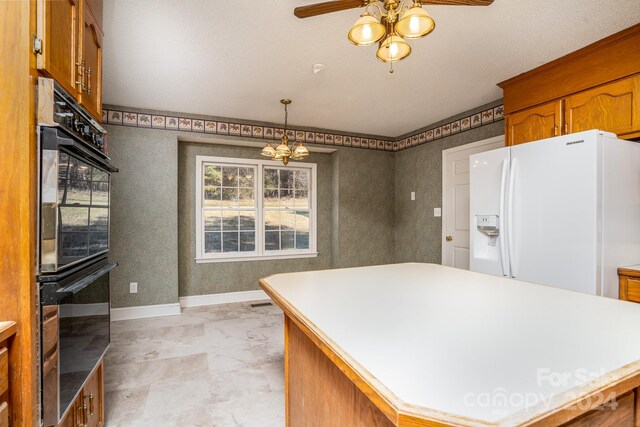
[507,158,517,278]
[499,160,509,276]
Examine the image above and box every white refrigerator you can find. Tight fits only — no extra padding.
[470,130,640,298]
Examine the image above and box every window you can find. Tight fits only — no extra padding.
[196,156,317,262]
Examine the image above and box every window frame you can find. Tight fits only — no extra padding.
[195,155,318,263]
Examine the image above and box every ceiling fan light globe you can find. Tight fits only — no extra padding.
[396,6,435,39]
[348,14,386,46]
[276,141,292,157]
[376,35,411,63]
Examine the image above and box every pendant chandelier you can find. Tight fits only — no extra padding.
[348,0,435,67]
[261,99,309,166]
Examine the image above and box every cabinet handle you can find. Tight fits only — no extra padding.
[86,67,92,95]
[76,402,87,427]
[76,61,86,90]
[564,122,568,134]
[85,392,94,417]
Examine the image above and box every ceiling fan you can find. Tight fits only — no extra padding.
[294,0,494,66]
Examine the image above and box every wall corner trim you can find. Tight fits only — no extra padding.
[179,290,269,308]
[111,303,182,321]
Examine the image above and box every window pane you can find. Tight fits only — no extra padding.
[281,231,295,250]
[279,170,294,189]
[264,189,278,207]
[205,232,221,253]
[238,167,254,188]
[204,165,222,186]
[294,211,310,234]
[239,212,255,231]
[222,188,238,206]
[264,211,279,231]
[294,190,308,209]
[222,212,239,231]
[238,188,254,207]
[239,232,255,251]
[222,167,238,187]
[264,168,278,189]
[294,170,309,190]
[296,232,310,250]
[204,212,221,231]
[280,210,296,232]
[204,187,221,207]
[265,231,279,251]
[222,232,239,252]
[280,189,294,208]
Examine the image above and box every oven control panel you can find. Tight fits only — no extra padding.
[53,90,107,155]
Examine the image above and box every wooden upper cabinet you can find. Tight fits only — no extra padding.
[506,101,562,146]
[37,0,80,99]
[78,4,103,121]
[565,75,640,138]
[37,0,103,122]
[499,24,640,145]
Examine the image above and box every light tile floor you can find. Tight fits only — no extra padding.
[104,301,285,426]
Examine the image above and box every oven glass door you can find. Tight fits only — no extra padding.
[57,269,111,419]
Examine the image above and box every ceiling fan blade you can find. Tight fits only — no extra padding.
[422,0,494,5]
[294,0,364,19]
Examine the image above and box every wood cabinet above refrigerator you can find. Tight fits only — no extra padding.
[37,0,103,122]
[499,24,640,146]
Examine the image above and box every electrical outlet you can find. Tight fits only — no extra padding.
[410,191,416,201]
[130,282,138,293]
[434,207,442,217]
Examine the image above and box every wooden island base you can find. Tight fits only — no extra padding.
[286,316,394,427]
[261,264,640,427]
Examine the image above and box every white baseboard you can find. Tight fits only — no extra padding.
[179,290,269,308]
[111,303,182,321]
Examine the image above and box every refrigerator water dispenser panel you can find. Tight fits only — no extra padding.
[476,215,500,246]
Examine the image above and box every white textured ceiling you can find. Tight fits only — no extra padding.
[103,0,640,137]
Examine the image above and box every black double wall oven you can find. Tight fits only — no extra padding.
[37,82,117,426]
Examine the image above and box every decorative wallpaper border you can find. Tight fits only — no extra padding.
[101,104,503,152]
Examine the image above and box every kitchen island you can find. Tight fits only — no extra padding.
[260,263,640,426]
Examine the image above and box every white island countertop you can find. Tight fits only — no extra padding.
[261,263,640,426]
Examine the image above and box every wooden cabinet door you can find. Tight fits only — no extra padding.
[78,4,103,121]
[506,101,562,146]
[38,0,80,98]
[83,362,104,427]
[58,406,75,427]
[565,75,640,138]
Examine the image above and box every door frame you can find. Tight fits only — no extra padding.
[441,135,505,267]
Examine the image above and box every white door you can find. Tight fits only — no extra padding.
[509,133,599,294]
[442,136,504,269]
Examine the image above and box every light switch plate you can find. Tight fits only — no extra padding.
[130,282,138,293]
[410,192,416,201]
[434,207,442,217]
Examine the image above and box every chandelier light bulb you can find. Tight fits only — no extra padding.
[362,23,372,40]
[410,16,420,33]
[390,41,399,57]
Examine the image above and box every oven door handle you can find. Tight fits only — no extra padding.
[58,136,119,173]
[56,262,117,298]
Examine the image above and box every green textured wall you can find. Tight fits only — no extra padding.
[106,125,179,308]
[105,100,503,308]
[394,100,505,263]
[106,122,396,307]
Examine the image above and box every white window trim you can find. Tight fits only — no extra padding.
[195,155,318,263]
